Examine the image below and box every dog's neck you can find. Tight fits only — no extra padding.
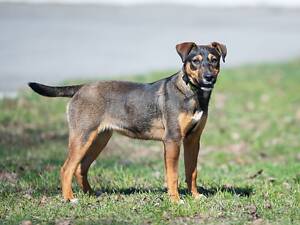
[175,70,212,112]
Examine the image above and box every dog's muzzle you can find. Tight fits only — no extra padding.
[200,78,215,91]
[183,73,215,92]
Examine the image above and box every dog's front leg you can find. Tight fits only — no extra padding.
[163,140,181,202]
[183,134,201,199]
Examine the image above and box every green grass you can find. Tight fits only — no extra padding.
[1,60,300,224]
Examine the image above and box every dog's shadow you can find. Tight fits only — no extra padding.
[196,185,253,197]
[96,185,253,197]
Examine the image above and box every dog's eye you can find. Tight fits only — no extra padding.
[192,59,200,64]
[211,58,218,64]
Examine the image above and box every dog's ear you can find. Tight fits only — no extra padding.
[176,42,197,62]
[211,42,227,63]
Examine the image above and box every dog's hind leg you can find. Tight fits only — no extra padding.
[60,130,98,201]
[75,130,112,194]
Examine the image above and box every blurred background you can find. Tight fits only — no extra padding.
[1,0,300,96]
[1,1,300,224]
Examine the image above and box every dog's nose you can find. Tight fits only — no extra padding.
[203,74,214,82]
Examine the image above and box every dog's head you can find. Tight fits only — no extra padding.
[176,42,227,92]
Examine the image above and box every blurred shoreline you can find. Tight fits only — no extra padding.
[1,3,300,96]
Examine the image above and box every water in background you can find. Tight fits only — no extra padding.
[1,3,300,95]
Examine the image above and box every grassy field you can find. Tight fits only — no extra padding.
[0,60,300,225]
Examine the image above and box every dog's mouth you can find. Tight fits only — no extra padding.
[184,74,215,92]
[196,79,215,92]
[201,87,212,91]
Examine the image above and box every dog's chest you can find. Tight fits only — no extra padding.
[178,110,204,137]
[192,110,203,123]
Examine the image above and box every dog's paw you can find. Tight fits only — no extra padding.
[170,198,185,205]
[169,195,184,204]
[193,193,206,200]
[70,198,79,204]
[178,199,185,205]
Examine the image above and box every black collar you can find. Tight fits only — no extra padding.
[181,72,211,112]
[182,73,199,93]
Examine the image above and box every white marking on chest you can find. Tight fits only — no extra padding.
[192,110,203,122]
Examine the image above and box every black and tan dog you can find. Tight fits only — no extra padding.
[29,41,226,203]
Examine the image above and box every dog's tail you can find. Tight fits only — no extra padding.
[28,82,83,98]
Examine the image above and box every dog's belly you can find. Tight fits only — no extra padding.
[116,126,165,140]
[118,117,165,140]
[98,116,165,141]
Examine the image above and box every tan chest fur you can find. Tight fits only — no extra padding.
[178,110,205,137]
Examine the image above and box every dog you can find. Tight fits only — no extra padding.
[28,41,226,203]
